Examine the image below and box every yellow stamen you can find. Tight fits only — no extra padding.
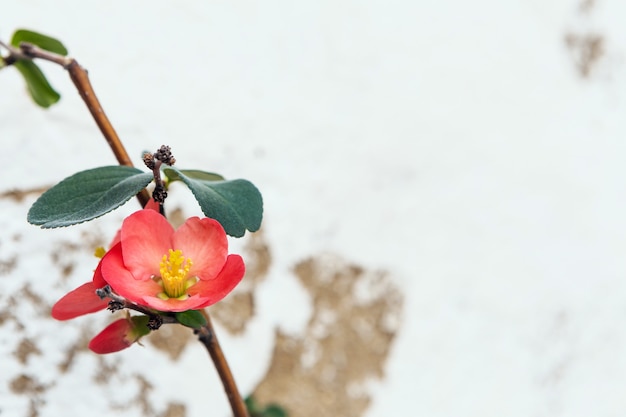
[159,249,193,299]
[94,246,106,259]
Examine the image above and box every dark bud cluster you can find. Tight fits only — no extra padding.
[154,145,176,166]
[107,300,124,312]
[143,152,156,170]
[152,184,168,204]
[148,315,163,330]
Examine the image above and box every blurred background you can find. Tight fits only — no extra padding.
[2,1,626,416]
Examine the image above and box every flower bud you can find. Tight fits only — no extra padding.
[88,315,151,354]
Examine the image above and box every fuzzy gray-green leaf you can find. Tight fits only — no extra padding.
[28,166,153,228]
[166,167,262,237]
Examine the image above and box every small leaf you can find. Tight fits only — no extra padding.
[13,60,60,108]
[175,310,207,329]
[243,397,288,417]
[28,166,153,228]
[244,396,261,413]
[164,168,224,183]
[262,405,288,417]
[165,167,262,238]
[11,29,68,55]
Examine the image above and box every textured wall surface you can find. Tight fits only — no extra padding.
[2,1,626,416]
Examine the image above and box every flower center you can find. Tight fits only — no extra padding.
[158,249,194,299]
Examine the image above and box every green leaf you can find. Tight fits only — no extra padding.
[13,60,60,108]
[164,167,262,238]
[164,168,224,182]
[9,29,67,107]
[11,29,68,55]
[244,396,260,413]
[174,310,207,329]
[243,397,288,417]
[262,405,288,417]
[28,166,153,228]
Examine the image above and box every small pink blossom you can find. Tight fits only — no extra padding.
[101,209,245,312]
[51,202,245,354]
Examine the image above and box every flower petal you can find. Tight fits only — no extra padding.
[188,254,245,308]
[88,319,133,354]
[120,210,174,279]
[144,198,161,212]
[173,217,228,280]
[51,282,109,320]
[101,243,163,305]
[92,258,107,288]
[138,293,212,312]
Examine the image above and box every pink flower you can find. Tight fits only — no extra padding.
[101,209,244,312]
[51,203,245,354]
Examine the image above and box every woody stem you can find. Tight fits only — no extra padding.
[197,312,249,417]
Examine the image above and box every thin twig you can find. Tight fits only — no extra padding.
[197,312,249,417]
[95,285,177,326]
[0,39,27,64]
[15,42,150,207]
[19,42,70,66]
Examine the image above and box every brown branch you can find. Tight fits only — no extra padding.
[17,42,150,207]
[197,312,249,417]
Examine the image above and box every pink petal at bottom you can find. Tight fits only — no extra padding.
[88,319,133,354]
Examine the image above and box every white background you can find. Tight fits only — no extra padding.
[2,1,626,416]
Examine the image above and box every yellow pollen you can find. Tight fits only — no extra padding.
[159,249,193,299]
[94,246,106,259]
